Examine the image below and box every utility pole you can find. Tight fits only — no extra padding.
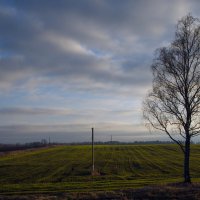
[92,127,94,173]
[111,135,112,144]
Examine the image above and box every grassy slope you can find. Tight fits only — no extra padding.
[0,144,200,194]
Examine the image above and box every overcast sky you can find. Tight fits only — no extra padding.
[1,0,200,143]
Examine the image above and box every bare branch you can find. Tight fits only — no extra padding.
[143,14,200,157]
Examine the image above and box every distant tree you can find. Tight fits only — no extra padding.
[143,14,200,183]
[41,139,47,145]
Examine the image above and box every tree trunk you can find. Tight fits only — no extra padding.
[184,137,191,183]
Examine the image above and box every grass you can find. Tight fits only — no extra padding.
[0,144,200,194]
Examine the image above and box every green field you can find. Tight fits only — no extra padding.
[1,144,200,194]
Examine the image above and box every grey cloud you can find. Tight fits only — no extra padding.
[0,122,181,143]
[0,107,134,116]
[0,0,195,93]
[14,0,188,37]
[0,107,139,123]
[0,107,72,116]
[1,0,198,143]
[0,124,90,143]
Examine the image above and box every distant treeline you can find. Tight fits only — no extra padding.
[56,140,196,145]
[68,140,176,145]
[0,140,197,152]
[0,140,53,152]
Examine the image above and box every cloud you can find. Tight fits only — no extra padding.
[0,106,142,126]
[0,123,163,143]
[0,107,71,115]
[0,0,195,93]
[0,0,199,142]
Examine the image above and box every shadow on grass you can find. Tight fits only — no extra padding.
[0,183,200,200]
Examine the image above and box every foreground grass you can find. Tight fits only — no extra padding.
[2,184,200,200]
[0,144,200,194]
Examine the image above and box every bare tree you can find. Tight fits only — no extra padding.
[143,14,200,183]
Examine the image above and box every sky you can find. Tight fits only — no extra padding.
[0,0,200,143]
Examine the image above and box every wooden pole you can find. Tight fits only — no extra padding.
[92,127,94,173]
